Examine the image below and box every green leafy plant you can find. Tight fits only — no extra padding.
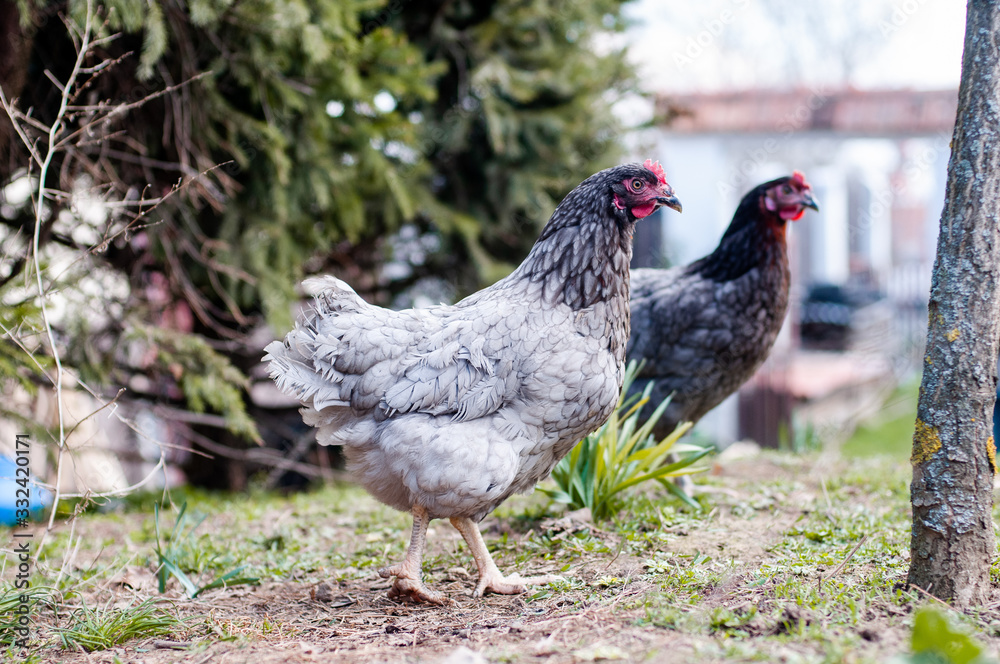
[890,605,997,664]
[0,584,52,646]
[53,599,184,652]
[154,503,259,599]
[540,362,712,519]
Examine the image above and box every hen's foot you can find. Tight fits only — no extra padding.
[379,564,450,605]
[473,570,564,598]
[377,506,453,605]
[450,515,566,598]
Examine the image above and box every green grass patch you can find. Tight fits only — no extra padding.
[153,502,259,598]
[0,585,53,646]
[53,599,186,652]
[841,379,920,460]
[898,606,998,664]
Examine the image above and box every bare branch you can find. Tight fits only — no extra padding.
[61,387,126,442]
[42,69,66,94]
[55,72,212,152]
[23,0,96,534]
[0,87,44,169]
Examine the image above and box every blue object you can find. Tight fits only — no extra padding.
[0,456,52,527]
[994,381,1000,451]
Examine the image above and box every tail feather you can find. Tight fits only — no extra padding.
[264,278,383,439]
[265,337,351,410]
[303,276,367,315]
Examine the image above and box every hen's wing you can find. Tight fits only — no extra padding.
[628,267,735,381]
[265,277,518,425]
[627,266,748,431]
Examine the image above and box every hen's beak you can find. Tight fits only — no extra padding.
[801,191,819,212]
[657,192,683,214]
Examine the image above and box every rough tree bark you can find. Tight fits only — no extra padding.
[908,0,1000,607]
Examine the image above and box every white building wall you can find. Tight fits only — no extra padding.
[655,135,731,266]
[809,166,850,285]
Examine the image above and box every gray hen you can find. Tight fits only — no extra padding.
[627,172,818,445]
[265,161,681,604]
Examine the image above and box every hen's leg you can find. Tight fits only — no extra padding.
[378,505,448,605]
[450,517,562,597]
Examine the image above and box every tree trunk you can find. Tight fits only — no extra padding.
[908,0,1000,608]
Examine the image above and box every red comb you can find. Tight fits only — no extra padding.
[644,159,667,185]
[792,170,810,188]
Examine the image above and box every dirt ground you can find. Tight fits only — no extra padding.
[11,451,998,664]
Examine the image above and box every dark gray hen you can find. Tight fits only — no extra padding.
[627,172,818,442]
[265,161,681,604]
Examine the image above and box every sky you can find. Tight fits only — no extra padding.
[625,0,966,93]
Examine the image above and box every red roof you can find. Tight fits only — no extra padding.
[658,88,958,136]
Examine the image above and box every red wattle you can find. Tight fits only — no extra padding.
[779,206,805,221]
[632,202,657,219]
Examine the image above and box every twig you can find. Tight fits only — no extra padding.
[48,163,225,287]
[0,319,55,387]
[602,538,626,571]
[55,72,212,151]
[818,534,870,591]
[33,0,95,536]
[820,475,832,511]
[0,89,44,168]
[264,429,323,488]
[61,387,126,442]
[37,458,167,502]
[177,422,342,481]
[910,583,952,610]
[52,522,81,590]
[153,405,230,429]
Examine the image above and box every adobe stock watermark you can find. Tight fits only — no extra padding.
[672,0,751,72]
[878,0,930,37]
[848,130,951,241]
[716,84,833,197]
[11,433,34,651]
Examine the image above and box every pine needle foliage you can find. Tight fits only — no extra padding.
[0,296,46,394]
[128,325,260,442]
[541,362,711,520]
[397,0,637,289]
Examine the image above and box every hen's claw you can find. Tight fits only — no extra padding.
[378,563,405,579]
[450,516,566,598]
[473,571,564,597]
[379,566,450,605]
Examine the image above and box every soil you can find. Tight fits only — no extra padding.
[11,453,988,664]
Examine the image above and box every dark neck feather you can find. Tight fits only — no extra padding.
[513,182,635,310]
[687,195,789,283]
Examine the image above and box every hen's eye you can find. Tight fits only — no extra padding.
[782,185,792,194]
[631,179,644,191]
